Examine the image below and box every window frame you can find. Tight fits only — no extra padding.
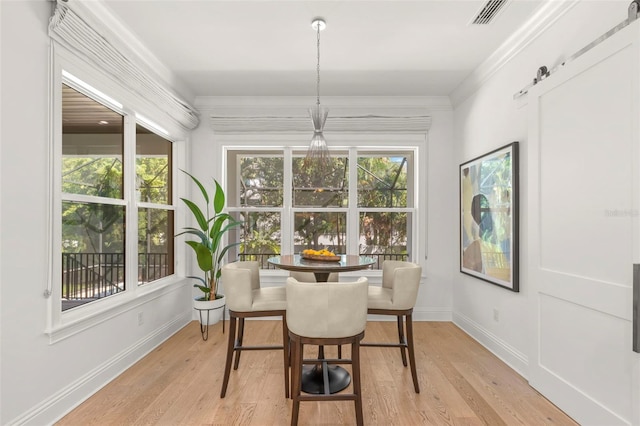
[222,134,425,276]
[46,44,187,342]
[135,124,176,286]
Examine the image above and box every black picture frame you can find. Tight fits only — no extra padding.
[460,142,519,291]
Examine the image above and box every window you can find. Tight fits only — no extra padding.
[226,147,416,269]
[293,154,349,257]
[357,153,413,266]
[227,153,283,268]
[60,78,175,311]
[136,124,174,285]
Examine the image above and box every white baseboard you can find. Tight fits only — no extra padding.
[366,306,452,322]
[413,306,452,322]
[452,312,528,378]
[8,313,192,426]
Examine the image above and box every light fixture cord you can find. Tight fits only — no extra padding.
[316,22,321,107]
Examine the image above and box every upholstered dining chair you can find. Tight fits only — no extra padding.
[289,271,343,358]
[286,276,369,426]
[220,261,289,398]
[362,260,422,393]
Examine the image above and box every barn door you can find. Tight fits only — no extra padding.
[528,18,640,426]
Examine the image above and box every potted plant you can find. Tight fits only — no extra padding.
[177,170,241,325]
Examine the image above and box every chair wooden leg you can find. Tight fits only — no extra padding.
[397,315,408,367]
[406,313,420,393]
[282,315,290,398]
[289,336,298,401]
[291,339,302,426]
[352,340,364,426]
[221,315,237,398]
[233,317,245,370]
[338,345,342,359]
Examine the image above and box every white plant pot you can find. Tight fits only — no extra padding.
[194,295,225,326]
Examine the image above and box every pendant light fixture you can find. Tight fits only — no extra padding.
[305,18,331,172]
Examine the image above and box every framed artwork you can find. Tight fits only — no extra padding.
[460,142,519,291]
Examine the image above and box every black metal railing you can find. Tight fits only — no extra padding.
[61,250,408,309]
[366,253,409,269]
[62,253,125,308]
[138,253,170,283]
[62,253,170,309]
[237,253,280,269]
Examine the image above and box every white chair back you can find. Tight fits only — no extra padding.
[286,277,368,338]
[222,261,260,312]
[382,261,422,310]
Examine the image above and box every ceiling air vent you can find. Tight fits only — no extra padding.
[471,0,509,25]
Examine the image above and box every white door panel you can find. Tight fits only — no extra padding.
[539,294,632,419]
[538,272,632,320]
[529,18,640,426]
[538,42,633,285]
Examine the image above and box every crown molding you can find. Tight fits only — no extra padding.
[449,0,579,107]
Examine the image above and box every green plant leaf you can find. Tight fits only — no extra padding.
[177,228,209,245]
[213,179,225,214]
[215,219,242,250]
[195,243,213,272]
[209,217,227,253]
[210,214,240,240]
[181,198,208,231]
[193,284,211,294]
[209,214,227,240]
[184,240,201,254]
[217,241,241,264]
[181,169,209,204]
[220,218,242,234]
[187,275,207,286]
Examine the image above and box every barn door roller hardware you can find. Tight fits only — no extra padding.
[514,0,640,99]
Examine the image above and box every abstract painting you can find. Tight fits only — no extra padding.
[460,142,519,291]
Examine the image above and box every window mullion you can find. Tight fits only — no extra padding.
[137,201,175,210]
[124,114,138,291]
[348,147,359,255]
[61,193,128,206]
[282,147,293,255]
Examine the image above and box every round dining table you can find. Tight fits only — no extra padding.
[267,254,375,283]
[267,254,375,394]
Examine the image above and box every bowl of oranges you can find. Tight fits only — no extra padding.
[301,248,341,262]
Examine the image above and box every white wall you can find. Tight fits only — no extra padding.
[451,0,628,376]
[423,106,456,318]
[0,2,192,424]
[191,97,456,320]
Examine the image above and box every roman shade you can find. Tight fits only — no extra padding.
[49,0,199,133]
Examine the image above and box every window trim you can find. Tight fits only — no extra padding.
[46,43,187,342]
[223,137,424,271]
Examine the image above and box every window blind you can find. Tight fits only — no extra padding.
[209,114,432,134]
[49,1,199,132]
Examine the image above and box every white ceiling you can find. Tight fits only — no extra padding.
[101,0,546,97]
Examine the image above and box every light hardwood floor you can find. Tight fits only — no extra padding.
[57,321,577,425]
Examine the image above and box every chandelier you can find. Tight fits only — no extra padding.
[305,18,331,172]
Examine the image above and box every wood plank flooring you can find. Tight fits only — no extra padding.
[57,321,577,425]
